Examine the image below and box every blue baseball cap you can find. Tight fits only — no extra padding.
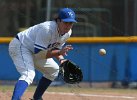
[58,8,77,23]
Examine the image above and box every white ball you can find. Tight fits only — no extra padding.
[99,48,106,55]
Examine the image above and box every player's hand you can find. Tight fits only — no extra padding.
[59,45,73,56]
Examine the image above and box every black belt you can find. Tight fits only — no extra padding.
[16,35,19,40]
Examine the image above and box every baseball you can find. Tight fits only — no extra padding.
[99,48,106,55]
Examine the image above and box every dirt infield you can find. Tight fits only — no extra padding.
[23,92,137,100]
[0,86,137,100]
[0,91,137,100]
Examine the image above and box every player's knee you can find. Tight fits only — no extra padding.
[44,68,59,81]
[27,70,36,84]
[53,68,59,78]
[19,70,36,85]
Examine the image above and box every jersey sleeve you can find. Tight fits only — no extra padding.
[56,29,72,49]
[55,43,65,49]
[34,26,51,51]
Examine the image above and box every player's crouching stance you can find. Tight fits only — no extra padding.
[9,8,77,100]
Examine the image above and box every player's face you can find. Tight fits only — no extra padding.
[58,21,73,35]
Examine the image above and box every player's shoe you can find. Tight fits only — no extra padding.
[29,98,43,100]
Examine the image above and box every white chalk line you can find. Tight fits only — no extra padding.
[45,92,136,99]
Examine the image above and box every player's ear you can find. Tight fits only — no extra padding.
[57,18,61,22]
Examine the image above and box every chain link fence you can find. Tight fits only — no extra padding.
[0,0,136,37]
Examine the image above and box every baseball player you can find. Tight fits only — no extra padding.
[9,8,77,100]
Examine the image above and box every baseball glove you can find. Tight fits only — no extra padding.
[59,60,83,84]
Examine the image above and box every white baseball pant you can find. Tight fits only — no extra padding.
[9,38,59,85]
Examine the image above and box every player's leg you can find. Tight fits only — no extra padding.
[12,68,35,100]
[33,58,59,100]
[32,76,52,100]
[9,38,35,100]
[12,80,29,100]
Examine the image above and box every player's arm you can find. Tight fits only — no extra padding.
[34,47,64,62]
[46,49,65,63]
[46,49,62,58]
[46,45,73,61]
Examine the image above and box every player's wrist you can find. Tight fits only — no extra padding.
[59,58,67,63]
[59,58,65,62]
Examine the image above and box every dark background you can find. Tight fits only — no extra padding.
[0,0,136,37]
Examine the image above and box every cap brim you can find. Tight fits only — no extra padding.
[62,18,77,23]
